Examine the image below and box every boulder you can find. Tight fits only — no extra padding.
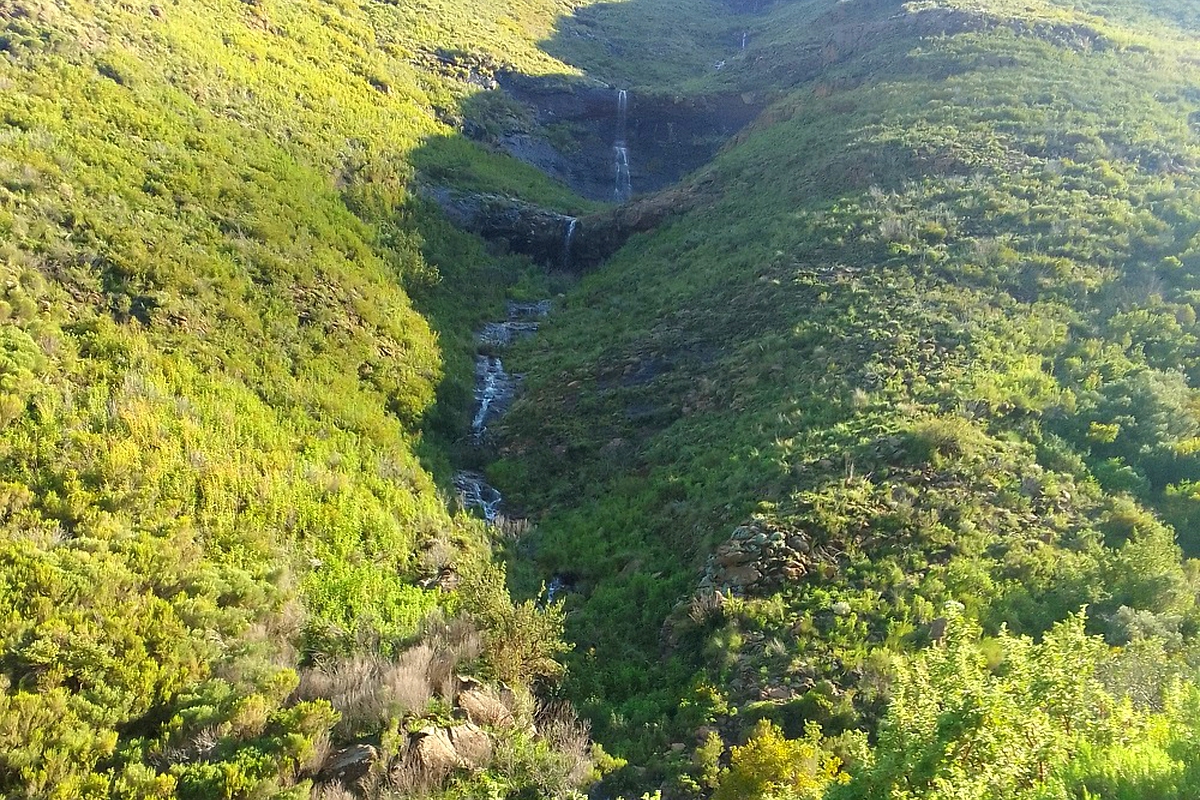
[449,722,493,767]
[412,727,459,777]
[319,743,377,785]
[411,723,494,775]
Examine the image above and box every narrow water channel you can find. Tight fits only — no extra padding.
[454,300,550,520]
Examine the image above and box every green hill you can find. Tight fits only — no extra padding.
[5,0,1200,797]
[494,0,1200,795]
[0,0,594,795]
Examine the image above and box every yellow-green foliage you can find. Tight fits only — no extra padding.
[0,0,594,793]
[714,720,846,800]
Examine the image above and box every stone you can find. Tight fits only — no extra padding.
[448,723,493,767]
[413,727,459,776]
[722,564,762,587]
[759,685,792,701]
[411,723,493,775]
[787,535,810,553]
[320,743,377,784]
[716,549,752,567]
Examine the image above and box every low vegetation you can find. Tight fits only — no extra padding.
[6,0,1200,796]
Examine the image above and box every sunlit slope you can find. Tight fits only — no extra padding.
[498,0,1200,787]
[0,0,590,795]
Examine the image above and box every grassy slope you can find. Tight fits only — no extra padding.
[499,0,1200,789]
[0,0,603,795]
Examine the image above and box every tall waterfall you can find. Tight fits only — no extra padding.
[562,217,578,269]
[613,89,632,202]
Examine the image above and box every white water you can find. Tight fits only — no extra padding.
[453,472,504,523]
[470,355,514,441]
[546,575,572,603]
[455,300,552,521]
[562,217,578,268]
[613,89,632,202]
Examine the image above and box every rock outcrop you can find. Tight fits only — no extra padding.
[318,743,378,785]
[697,521,822,597]
[411,722,493,775]
[424,179,712,270]
[456,676,515,729]
[489,77,764,201]
[424,187,578,267]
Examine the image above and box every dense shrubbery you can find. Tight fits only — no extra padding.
[9,0,1200,795]
[495,0,1200,795]
[0,0,594,794]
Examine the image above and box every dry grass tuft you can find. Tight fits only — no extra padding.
[297,615,484,738]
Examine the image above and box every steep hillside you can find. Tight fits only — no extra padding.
[492,0,1200,795]
[8,0,1200,797]
[0,0,604,796]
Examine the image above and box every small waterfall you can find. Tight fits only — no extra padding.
[614,146,631,202]
[616,88,628,140]
[453,472,503,523]
[544,574,575,604]
[613,89,632,202]
[470,355,514,442]
[455,300,552,522]
[562,217,578,269]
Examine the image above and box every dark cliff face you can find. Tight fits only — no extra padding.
[476,76,763,202]
[423,180,711,270]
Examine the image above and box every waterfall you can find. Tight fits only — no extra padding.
[455,301,550,521]
[453,472,503,523]
[616,88,628,140]
[470,355,513,442]
[562,217,577,269]
[613,89,632,202]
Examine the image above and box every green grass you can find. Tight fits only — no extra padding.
[0,0,605,793]
[497,0,1200,793]
[7,0,1200,795]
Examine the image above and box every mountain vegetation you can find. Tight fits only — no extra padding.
[3,0,1200,797]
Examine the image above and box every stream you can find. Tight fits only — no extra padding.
[454,300,550,519]
[453,299,573,603]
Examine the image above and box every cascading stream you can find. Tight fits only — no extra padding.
[562,217,578,269]
[452,472,503,523]
[455,300,550,520]
[613,89,632,202]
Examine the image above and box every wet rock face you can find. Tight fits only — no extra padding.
[425,180,709,269]
[490,77,764,201]
[425,188,577,267]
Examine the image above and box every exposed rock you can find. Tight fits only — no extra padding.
[695,521,824,597]
[492,77,764,201]
[759,685,792,701]
[411,722,494,775]
[722,563,762,587]
[422,188,577,267]
[449,722,493,766]
[412,727,459,777]
[423,180,713,270]
[319,743,377,785]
